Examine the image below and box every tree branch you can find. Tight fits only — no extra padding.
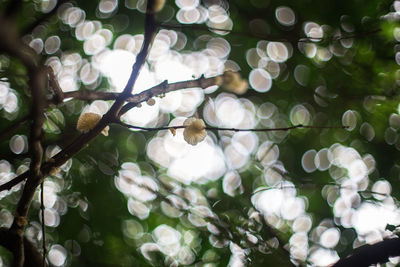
[119,75,220,115]
[0,228,46,267]
[9,66,47,267]
[40,182,46,267]
[159,22,381,43]
[46,66,64,105]
[106,0,158,118]
[0,1,162,195]
[333,238,400,267]
[61,75,220,105]
[3,0,23,20]
[0,11,48,266]
[116,120,347,132]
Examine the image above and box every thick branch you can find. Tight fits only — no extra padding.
[333,238,400,267]
[119,75,220,115]
[10,63,47,267]
[106,0,157,118]
[0,228,46,267]
[61,75,219,105]
[0,19,37,71]
[3,0,23,20]
[0,12,48,266]
[46,66,64,104]
[0,0,159,191]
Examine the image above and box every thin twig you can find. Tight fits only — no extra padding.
[159,22,381,43]
[259,213,294,265]
[116,121,348,132]
[253,183,390,197]
[298,28,382,43]
[40,182,46,267]
[106,0,158,118]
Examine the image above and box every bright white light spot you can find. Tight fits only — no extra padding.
[84,34,106,55]
[292,215,312,232]
[176,0,199,9]
[257,141,279,166]
[314,148,332,171]
[342,110,357,131]
[167,138,226,184]
[290,104,311,125]
[224,144,249,169]
[177,246,195,265]
[140,243,160,261]
[153,224,181,256]
[4,92,18,113]
[99,0,118,14]
[48,244,67,266]
[275,6,296,26]
[223,171,242,197]
[302,149,316,173]
[216,97,245,127]
[252,189,283,215]
[249,68,272,92]
[351,202,400,235]
[123,219,143,239]
[281,197,305,220]
[29,38,43,54]
[304,22,323,41]
[207,38,231,59]
[45,36,61,54]
[43,208,60,227]
[97,49,136,91]
[320,228,340,248]
[348,159,367,182]
[153,224,181,246]
[309,248,339,266]
[9,135,26,154]
[177,8,201,24]
[267,42,289,63]
[208,5,228,24]
[360,122,375,141]
[372,180,391,200]
[127,198,150,219]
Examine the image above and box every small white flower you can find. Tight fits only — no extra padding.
[76,112,109,136]
[183,118,207,145]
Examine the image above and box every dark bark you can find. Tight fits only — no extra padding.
[333,238,400,267]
